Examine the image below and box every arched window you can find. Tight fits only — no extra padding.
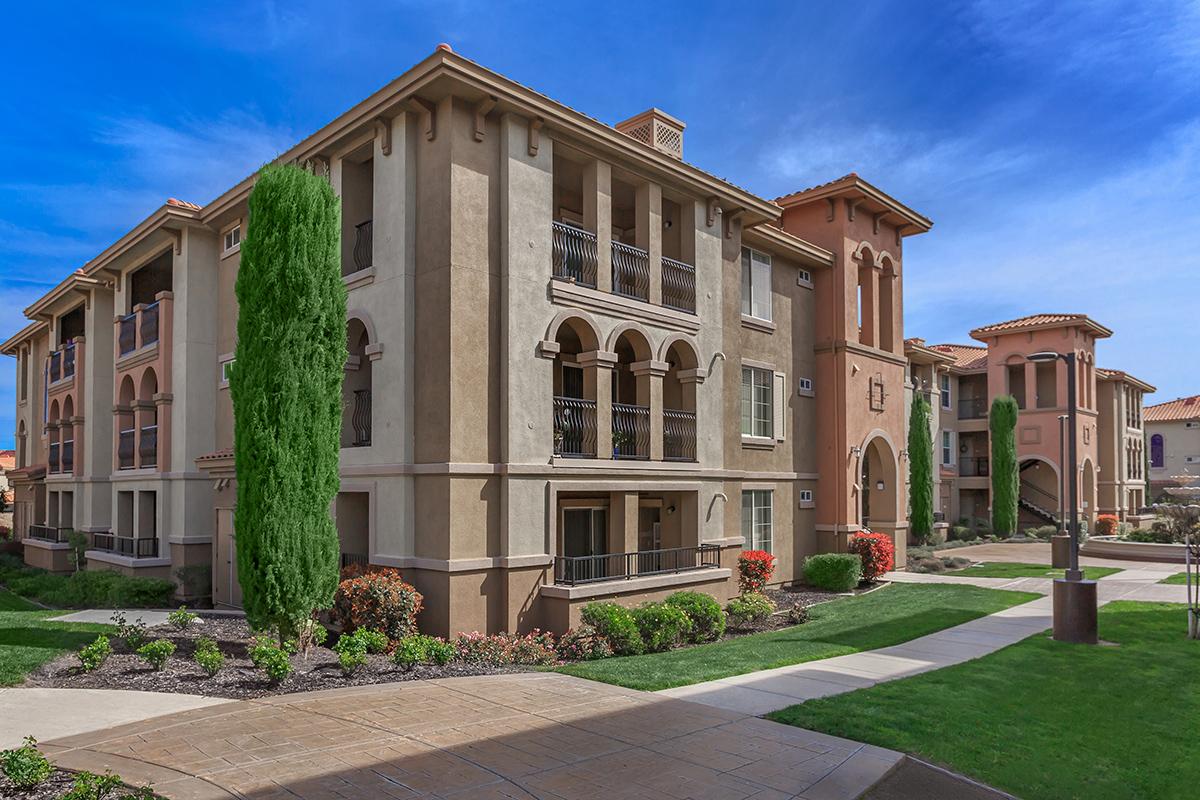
[611,328,653,460]
[138,369,159,468]
[16,420,26,468]
[61,396,75,474]
[343,319,372,447]
[662,340,699,462]
[551,316,600,458]
[1150,434,1164,468]
[117,376,136,469]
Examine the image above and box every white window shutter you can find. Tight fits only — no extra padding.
[773,371,786,442]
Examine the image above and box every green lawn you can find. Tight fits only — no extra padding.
[952,561,1121,580]
[556,584,1037,691]
[0,589,112,686]
[1159,572,1190,584]
[770,602,1198,800]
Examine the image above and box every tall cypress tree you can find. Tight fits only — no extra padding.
[908,393,935,543]
[231,164,345,640]
[990,395,1020,536]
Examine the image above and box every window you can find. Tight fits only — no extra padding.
[1186,455,1200,465]
[797,268,812,285]
[1187,422,1200,430]
[939,374,951,409]
[222,224,241,254]
[741,490,773,553]
[799,489,813,503]
[741,367,773,438]
[1151,434,1164,468]
[798,377,813,393]
[941,431,954,466]
[740,247,772,321]
[869,375,886,411]
[220,357,235,387]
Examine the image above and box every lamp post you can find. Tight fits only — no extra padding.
[1028,350,1097,643]
[1051,413,1070,568]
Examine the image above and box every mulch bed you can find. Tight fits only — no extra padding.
[0,771,76,800]
[27,615,526,700]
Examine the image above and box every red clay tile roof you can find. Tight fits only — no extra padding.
[0,450,14,471]
[930,343,989,371]
[1145,395,1200,422]
[969,313,1112,339]
[1096,368,1156,392]
[772,173,859,204]
[166,198,201,211]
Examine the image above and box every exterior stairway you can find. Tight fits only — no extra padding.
[1018,494,1059,525]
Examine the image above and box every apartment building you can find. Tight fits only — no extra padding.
[2,46,928,634]
[905,314,1154,533]
[1146,395,1200,500]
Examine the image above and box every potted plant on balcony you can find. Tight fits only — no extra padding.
[612,430,633,457]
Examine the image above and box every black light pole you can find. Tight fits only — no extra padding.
[1028,350,1096,642]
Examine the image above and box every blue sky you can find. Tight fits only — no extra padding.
[2,1,1197,448]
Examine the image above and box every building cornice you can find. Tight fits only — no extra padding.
[743,224,834,268]
[0,320,48,355]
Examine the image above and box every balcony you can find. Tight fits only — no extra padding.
[612,403,650,459]
[62,439,74,473]
[958,397,988,419]
[611,241,650,301]
[340,552,369,571]
[350,389,371,447]
[663,409,697,462]
[28,524,67,543]
[353,219,373,272]
[118,299,163,357]
[552,222,597,288]
[91,533,159,558]
[661,257,696,313]
[48,442,61,474]
[118,428,136,470]
[553,543,720,586]
[138,425,158,468]
[960,457,990,478]
[553,396,597,457]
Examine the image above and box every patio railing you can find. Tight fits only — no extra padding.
[553,396,597,458]
[551,221,598,288]
[553,543,720,586]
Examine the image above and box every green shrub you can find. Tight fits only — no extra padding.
[2,568,173,609]
[331,567,423,641]
[664,591,726,643]
[167,606,199,630]
[355,628,389,654]
[78,635,112,672]
[249,640,293,684]
[556,624,613,661]
[580,602,642,656]
[725,592,774,627]
[391,636,426,671]
[803,553,863,592]
[193,637,225,677]
[425,636,455,666]
[631,602,690,653]
[1023,525,1058,540]
[949,525,972,541]
[136,639,176,671]
[110,611,149,651]
[62,769,122,800]
[788,604,811,625]
[0,736,52,789]
[907,393,935,542]
[333,629,383,675]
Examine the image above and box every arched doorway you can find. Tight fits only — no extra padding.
[859,435,898,531]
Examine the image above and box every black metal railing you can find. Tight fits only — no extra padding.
[959,456,989,477]
[612,402,650,459]
[958,397,987,419]
[611,241,650,301]
[48,442,60,473]
[554,543,720,586]
[63,343,76,379]
[551,221,598,288]
[663,408,696,462]
[553,396,597,457]
[140,302,160,347]
[138,425,158,468]
[28,524,65,543]
[118,428,136,469]
[99,536,159,558]
[353,219,373,271]
[351,389,371,447]
[340,552,369,570]
[661,256,696,313]
[91,532,114,552]
[49,351,61,383]
[62,439,74,473]
[118,314,137,356]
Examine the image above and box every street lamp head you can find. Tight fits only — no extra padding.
[1026,351,1062,363]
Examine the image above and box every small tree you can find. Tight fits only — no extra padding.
[231,163,345,642]
[908,393,934,543]
[990,395,1020,536]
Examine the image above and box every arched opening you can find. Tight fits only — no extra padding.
[117,376,136,469]
[856,246,876,347]
[138,369,159,468]
[61,396,75,474]
[878,257,896,354]
[1005,354,1027,409]
[1019,457,1060,529]
[1151,434,1164,468]
[16,420,26,468]
[662,339,699,462]
[612,328,653,459]
[47,399,61,473]
[343,318,372,448]
[860,436,897,531]
[552,316,600,458]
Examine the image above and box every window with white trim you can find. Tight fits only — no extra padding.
[940,374,951,409]
[220,357,235,387]
[799,489,813,503]
[741,490,773,553]
[797,268,812,284]
[741,367,773,438]
[740,247,772,322]
[941,430,954,466]
[222,224,241,254]
[798,377,813,393]
[1187,421,1200,429]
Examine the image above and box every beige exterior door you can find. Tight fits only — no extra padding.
[214,509,242,608]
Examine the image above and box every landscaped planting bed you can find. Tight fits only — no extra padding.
[1,735,162,799]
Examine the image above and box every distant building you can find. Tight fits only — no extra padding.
[1146,395,1200,501]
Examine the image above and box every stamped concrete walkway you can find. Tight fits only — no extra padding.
[41,673,904,800]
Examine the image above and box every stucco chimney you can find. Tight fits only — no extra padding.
[615,108,685,159]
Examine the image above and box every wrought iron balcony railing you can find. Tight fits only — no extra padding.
[48,442,61,473]
[340,552,369,570]
[28,524,66,543]
[611,241,650,301]
[118,428,136,470]
[62,342,76,379]
[661,256,696,314]
[93,535,158,558]
[49,351,61,383]
[139,425,158,468]
[612,402,650,459]
[553,543,720,586]
[61,439,74,473]
[353,219,373,271]
[140,302,160,347]
[553,396,597,458]
[551,221,598,288]
[958,397,988,419]
[351,389,371,447]
[663,408,697,462]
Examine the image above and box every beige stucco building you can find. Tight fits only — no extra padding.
[905,314,1154,535]
[4,47,932,634]
[1146,395,1200,500]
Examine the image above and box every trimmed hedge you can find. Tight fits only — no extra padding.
[665,591,726,643]
[803,553,863,592]
[0,557,173,608]
[631,602,690,653]
[580,602,643,655]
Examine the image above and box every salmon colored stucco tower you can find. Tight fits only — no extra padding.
[775,174,932,566]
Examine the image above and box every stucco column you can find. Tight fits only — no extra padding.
[632,359,670,461]
[580,350,616,458]
[584,160,612,293]
[608,490,639,562]
[636,181,662,305]
[1024,361,1037,409]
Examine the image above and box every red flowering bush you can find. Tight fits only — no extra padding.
[556,624,613,661]
[454,630,558,666]
[331,567,423,641]
[848,531,895,581]
[1095,514,1119,537]
[737,550,776,593]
